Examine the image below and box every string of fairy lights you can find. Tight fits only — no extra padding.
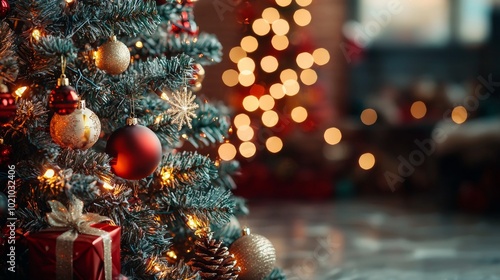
[218,0,331,161]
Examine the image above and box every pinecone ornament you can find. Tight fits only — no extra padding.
[190,232,240,280]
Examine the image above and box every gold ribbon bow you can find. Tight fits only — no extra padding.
[47,199,113,280]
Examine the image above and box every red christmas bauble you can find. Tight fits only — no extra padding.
[105,121,162,180]
[180,0,198,5]
[0,0,10,19]
[49,85,79,115]
[0,143,12,166]
[0,92,17,124]
[171,11,199,35]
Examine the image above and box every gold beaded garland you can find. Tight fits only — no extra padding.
[95,36,131,75]
[229,228,276,280]
[50,100,101,150]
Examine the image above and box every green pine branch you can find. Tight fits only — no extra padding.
[127,54,194,93]
[52,149,113,181]
[72,0,160,44]
[184,100,231,148]
[166,33,223,65]
[212,160,240,190]
[155,151,219,189]
[0,22,19,83]
[160,187,235,228]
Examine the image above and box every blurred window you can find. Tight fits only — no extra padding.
[356,0,491,47]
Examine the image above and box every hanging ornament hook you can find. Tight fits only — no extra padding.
[127,92,138,126]
[61,55,67,76]
[58,56,70,86]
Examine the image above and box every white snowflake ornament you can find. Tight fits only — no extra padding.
[166,87,199,130]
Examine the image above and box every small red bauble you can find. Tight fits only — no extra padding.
[105,118,162,180]
[180,0,198,6]
[0,0,10,19]
[49,76,79,115]
[0,85,16,124]
[171,11,199,36]
[0,141,12,166]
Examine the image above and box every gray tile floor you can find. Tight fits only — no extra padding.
[244,199,500,280]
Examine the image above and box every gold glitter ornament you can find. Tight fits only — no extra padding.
[95,36,131,75]
[50,100,101,150]
[229,228,276,280]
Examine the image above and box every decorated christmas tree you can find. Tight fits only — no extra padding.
[0,0,284,279]
[220,0,332,199]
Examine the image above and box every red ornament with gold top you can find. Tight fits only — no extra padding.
[0,83,17,124]
[105,117,162,180]
[49,74,79,115]
[171,11,199,35]
[0,0,10,19]
[0,139,12,166]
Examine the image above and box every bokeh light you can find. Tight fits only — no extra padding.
[283,79,300,96]
[411,101,427,119]
[252,18,271,36]
[237,57,256,74]
[239,142,257,158]
[222,69,239,87]
[291,106,308,123]
[266,136,284,153]
[296,52,314,69]
[218,143,237,161]
[270,83,286,99]
[324,127,342,145]
[259,95,275,111]
[360,108,377,126]
[237,125,255,141]
[240,36,259,53]
[229,47,247,63]
[262,110,279,127]
[238,72,256,87]
[242,95,260,112]
[250,84,266,96]
[293,9,312,26]
[313,48,331,65]
[276,0,292,7]
[262,7,280,23]
[359,153,376,170]
[272,19,290,36]
[296,0,312,7]
[234,113,251,128]
[300,69,318,85]
[272,35,289,51]
[451,106,468,124]
[261,56,279,73]
[280,69,298,83]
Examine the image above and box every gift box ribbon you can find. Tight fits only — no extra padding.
[46,199,113,280]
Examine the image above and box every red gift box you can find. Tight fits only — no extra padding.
[26,222,121,280]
